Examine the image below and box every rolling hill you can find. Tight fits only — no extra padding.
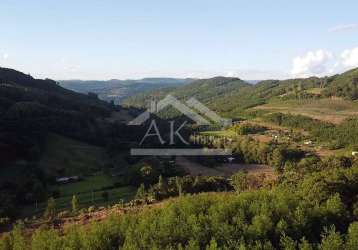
[123,68,358,119]
[0,67,141,218]
[59,78,194,104]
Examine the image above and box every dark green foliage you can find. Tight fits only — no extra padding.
[71,195,79,214]
[230,123,267,135]
[0,67,147,219]
[145,175,233,200]
[135,184,146,199]
[264,112,334,132]
[230,136,305,170]
[5,163,358,249]
[265,113,358,147]
[322,68,358,100]
[44,197,56,219]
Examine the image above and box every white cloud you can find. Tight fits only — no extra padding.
[341,47,358,68]
[2,53,9,60]
[290,47,358,78]
[329,23,358,33]
[291,50,334,77]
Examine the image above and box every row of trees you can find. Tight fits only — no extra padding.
[136,175,234,201]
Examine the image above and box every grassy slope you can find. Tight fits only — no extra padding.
[18,133,137,217]
[38,133,107,176]
[252,98,358,124]
[22,185,136,218]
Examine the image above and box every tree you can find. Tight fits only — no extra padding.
[136,184,146,199]
[206,239,219,250]
[176,177,183,196]
[0,233,12,250]
[158,175,168,198]
[231,171,249,192]
[320,227,344,250]
[346,222,358,250]
[11,222,26,250]
[101,191,109,202]
[298,238,313,250]
[193,176,201,192]
[270,148,285,171]
[44,197,56,220]
[280,234,297,250]
[71,195,79,214]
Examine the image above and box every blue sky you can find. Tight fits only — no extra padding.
[0,0,358,80]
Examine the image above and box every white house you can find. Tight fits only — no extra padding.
[227,157,235,163]
[304,140,313,145]
[352,151,358,157]
[56,176,80,184]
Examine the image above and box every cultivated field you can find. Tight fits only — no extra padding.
[252,98,358,124]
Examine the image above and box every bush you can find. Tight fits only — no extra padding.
[88,206,96,213]
[57,210,70,219]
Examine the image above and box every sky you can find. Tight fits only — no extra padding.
[0,0,358,80]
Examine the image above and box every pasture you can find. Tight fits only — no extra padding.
[252,98,358,124]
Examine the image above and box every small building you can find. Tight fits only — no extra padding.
[227,157,235,163]
[304,140,313,145]
[56,176,80,184]
[352,151,358,157]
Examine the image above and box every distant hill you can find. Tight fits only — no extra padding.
[123,77,254,113]
[59,78,194,104]
[123,68,358,117]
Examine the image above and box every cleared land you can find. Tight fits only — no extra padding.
[252,98,358,124]
[176,156,275,179]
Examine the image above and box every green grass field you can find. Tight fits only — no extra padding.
[55,175,117,196]
[22,184,137,218]
[18,133,136,218]
[199,130,236,137]
[38,133,107,176]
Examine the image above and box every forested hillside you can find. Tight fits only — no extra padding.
[0,67,115,164]
[0,68,145,219]
[123,68,358,117]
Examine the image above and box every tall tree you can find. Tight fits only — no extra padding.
[71,195,79,214]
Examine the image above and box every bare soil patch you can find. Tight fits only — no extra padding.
[176,157,276,180]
